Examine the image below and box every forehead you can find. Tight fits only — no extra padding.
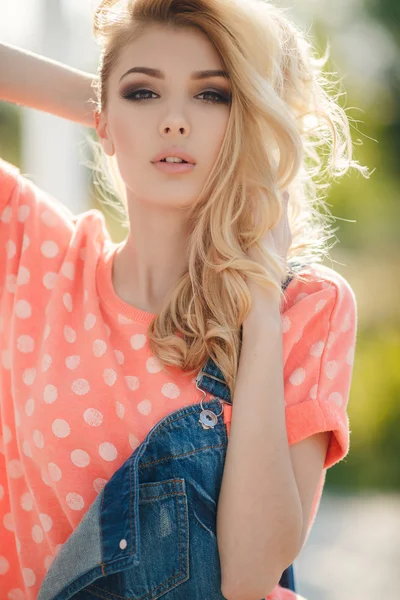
[114,24,225,78]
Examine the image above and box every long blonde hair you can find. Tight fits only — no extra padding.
[88,0,368,396]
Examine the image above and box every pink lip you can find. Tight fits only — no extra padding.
[153,161,195,174]
[152,147,196,164]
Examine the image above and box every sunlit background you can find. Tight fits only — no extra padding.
[1,1,399,599]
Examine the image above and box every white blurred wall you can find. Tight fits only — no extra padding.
[1,0,99,213]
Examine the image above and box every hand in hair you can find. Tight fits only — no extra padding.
[246,190,292,317]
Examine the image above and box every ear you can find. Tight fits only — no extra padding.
[95,110,115,156]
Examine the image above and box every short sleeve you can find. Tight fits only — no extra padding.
[283,268,357,469]
[0,158,20,213]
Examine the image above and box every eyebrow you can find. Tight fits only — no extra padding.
[119,66,230,83]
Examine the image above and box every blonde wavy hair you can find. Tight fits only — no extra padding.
[87,0,368,396]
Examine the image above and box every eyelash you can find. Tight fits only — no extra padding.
[121,88,231,104]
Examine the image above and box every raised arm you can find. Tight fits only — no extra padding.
[0,41,97,128]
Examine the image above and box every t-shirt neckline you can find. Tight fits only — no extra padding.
[96,242,157,326]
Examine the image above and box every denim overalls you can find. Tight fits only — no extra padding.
[37,264,301,600]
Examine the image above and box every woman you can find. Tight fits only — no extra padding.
[0,0,367,598]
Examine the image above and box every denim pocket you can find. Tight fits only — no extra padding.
[114,477,190,599]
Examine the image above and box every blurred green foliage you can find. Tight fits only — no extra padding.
[0,0,399,493]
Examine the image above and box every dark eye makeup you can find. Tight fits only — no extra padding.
[120,87,231,105]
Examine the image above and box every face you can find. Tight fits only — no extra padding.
[96,24,232,211]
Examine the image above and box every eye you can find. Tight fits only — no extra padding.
[121,89,158,101]
[121,88,231,104]
[196,90,231,104]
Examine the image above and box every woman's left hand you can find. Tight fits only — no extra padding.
[246,190,292,315]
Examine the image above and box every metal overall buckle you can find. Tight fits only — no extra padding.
[195,371,225,430]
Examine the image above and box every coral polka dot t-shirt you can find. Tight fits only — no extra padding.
[0,159,357,599]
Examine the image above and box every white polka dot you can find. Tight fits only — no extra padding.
[14,409,20,428]
[43,384,58,404]
[125,375,139,391]
[118,314,134,325]
[137,399,152,416]
[310,341,324,358]
[0,485,4,500]
[104,324,111,337]
[6,239,16,259]
[44,555,54,571]
[328,392,343,407]
[32,524,44,543]
[315,299,327,313]
[43,324,51,341]
[83,408,103,427]
[0,556,10,575]
[129,433,140,451]
[346,345,355,366]
[52,419,71,438]
[22,368,36,386]
[66,493,85,511]
[293,328,303,343]
[21,492,33,511]
[17,204,30,222]
[8,589,26,600]
[93,478,107,494]
[22,567,36,587]
[43,272,58,290]
[324,360,339,380]
[116,402,125,419]
[326,332,337,349]
[295,292,308,303]
[63,293,73,312]
[309,385,318,400]
[17,266,30,285]
[17,335,35,353]
[22,234,30,252]
[22,440,33,458]
[41,209,58,227]
[72,379,90,395]
[64,325,76,343]
[84,313,96,330]
[289,368,306,386]
[48,463,62,482]
[65,355,80,370]
[41,240,59,258]
[130,334,147,350]
[3,425,12,445]
[41,353,52,372]
[3,512,15,531]
[281,315,291,333]
[146,356,163,373]
[103,368,117,387]
[8,460,24,479]
[119,539,127,550]
[39,513,53,532]
[61,262,75,280]
[84,289,89,303]
[15,299,32,319]
[341,312,352,333]
[25,398,35,417]
[1,205,12,223]
[99,442,118,462]
[162,382,180,399]
[6,273,17,293]
[33,429,44,448]
[71,449,90,468]
[2,349,11,370]
[93,339,107,357]
[114,349,124,365]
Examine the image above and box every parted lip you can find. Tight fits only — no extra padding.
[151,147,196,164]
